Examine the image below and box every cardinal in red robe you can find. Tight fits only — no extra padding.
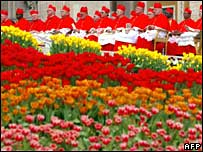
[136,3,170,52]
[131,2,149,30]
[15,8,30,31]
[44,4,60,31]
[1,10,14,26]
[75,6,94,31]
[57,5,75,30]
[29,10,45,32]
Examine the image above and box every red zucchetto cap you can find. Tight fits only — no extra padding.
[137,1,145,8]
[117,4,126,12]
[80,6,88,13]
[48,4,56,12]
[184,7,192,14]
[154,3,162,9]
[1,10,8,16]
[94,10,101,17]
[30,10,38,15]
[16,8,24,14]
[166,8,173,14]
[62,5,70,12]
[148,8,154,13]
[101,6,110,14]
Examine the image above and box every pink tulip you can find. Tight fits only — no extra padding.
[25,115,35,123]
[120,142,127,150]
[37,114,45,121]
[151,132,158,139]
[179,130,185,138]
[94,123,102,130]
[89,136,98,143]
[114,115,122,124]
[156,121,162,128]
[128,131,136,138]
[101,126,110,136]
[163,135,171,142]
[151,107,159,115]
[101,137,111,145]
[107,100,116,107]
[106,119,113,126]
[71,141,78,147]
[188,103,196,110]
[188,128,196,135]
[14,133,24,142]
[102,109,110,116]
[121,134,129,142]
[8,123,17,129]
[93,143,102,150]
[1,146,12,151]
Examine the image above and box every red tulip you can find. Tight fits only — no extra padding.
[101,126,110,136]
[37,114,45,121]
[94,123,103,130]
[121,134,129,142]
[106,119,113,126]
[156,121,162,128]
[120,142,127,150]
[25,115,35,123]
[163,135,171,142]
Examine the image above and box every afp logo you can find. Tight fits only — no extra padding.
[184,143,201,150]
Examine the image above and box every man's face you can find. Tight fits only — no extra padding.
[1,14,7,22]
[31,14,38,21]
[61,10,69,18]
[16,14,23,20]
[183,12,190,19]
[47,9,54,16]
[80,12,87,19]
[135,6,143,14]
[116,9,123,17]
[93,15,100,21]
[101,11,107,18]
[165,12,173,19]
[148,12,154,19]
[153,8,161,16]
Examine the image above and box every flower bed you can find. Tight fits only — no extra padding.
[1,78,202,151]
[1,26,39,50]
[50,34,101,55]
[118,45,202,72]
[1,35,202,151]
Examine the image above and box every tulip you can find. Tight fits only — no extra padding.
[71,141,79,147]
[156,121,162,128]
[101,137,111,145]
[107,100,116,107]
[94,123,103,130]
[102,109,110,116]
[25,115,35,123]
[120,142,127,150]
[114,115,122,124]
[106,119,113,126]
[101,126,110,136]
[121,134,129,142]
[163,135,171,142]
[37,114,45,121]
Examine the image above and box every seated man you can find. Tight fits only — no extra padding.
[136,3,170,52]
[15,8,30,31]
[29,10,45,32]
[1,10,14,26]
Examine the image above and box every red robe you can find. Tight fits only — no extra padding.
[148,17,155,26]
[29,19,45,32]
[44,15,60,31]
[196,18,202,30]
[94,19,101,29]
[178,18,196,33]
[176,18,197,55]
[131,13,149,30]
[97,17,114,29]
[75,15,94,31]
[168,19,179,32]
[57,16,75,30]
[114,15,130,29]
[167,18,181,56]
[136,13,169,52]
[15,18,30,31]
[114,15,133,51]
[1,19,14,26]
